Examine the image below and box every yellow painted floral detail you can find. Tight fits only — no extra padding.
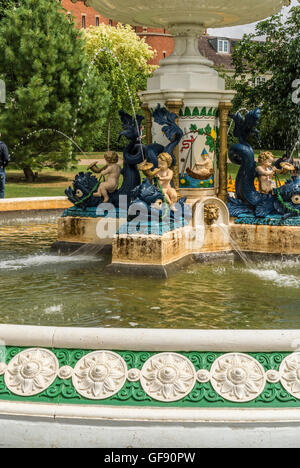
[211,129,217,141]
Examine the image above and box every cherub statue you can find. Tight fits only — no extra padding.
[256,151,294,195]
[89,151,121,202]
[156,152,178,211]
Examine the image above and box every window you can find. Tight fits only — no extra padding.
[96,16,100,27]
[163,51,167,58]
[109,19,113,26]
[255,76,266,86]
[218,39,229,53]
[81,15,86,29]
[143,26,147,33]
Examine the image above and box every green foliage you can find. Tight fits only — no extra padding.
[84,24,156,150]
[231,6,300,151]
[0,0,20,21]
[0,0,110,176]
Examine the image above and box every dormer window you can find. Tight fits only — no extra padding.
[218,39,229,53]
[254,76,266,86]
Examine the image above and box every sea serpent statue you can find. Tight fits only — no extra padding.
[65,104,187,218]
[227,108,300,222]
[65,111,146,210]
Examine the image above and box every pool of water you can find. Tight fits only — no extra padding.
[0,222,299,329]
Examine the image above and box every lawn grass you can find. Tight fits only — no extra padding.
[3,150,288,199]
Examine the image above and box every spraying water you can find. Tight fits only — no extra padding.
[71,46,146,160]
[10,128,89,161]
[218,223,300,287]
[291,139,300,160]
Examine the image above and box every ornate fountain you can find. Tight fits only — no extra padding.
[59,0,295,274]
[2,0,300,448]
[79,0,291,204]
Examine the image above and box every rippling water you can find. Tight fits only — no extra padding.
[0,222,299,329]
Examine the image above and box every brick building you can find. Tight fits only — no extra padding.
[60,0,174,65]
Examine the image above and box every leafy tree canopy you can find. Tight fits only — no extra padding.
[231,6,300,151]
[0,0,110,179]
[84,23,157,149]
[0,0,20,21]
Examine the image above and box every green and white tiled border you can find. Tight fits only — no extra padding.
[2,326,300,409]
[1,346,300,407]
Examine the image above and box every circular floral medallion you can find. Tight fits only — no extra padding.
[140,353,196,402]
[127,368,141,382]
[58,366,73,380]
[72,351,127,400]
[210,353,266,403]
[280,353,300,399]
[5,348,59,397]
[197,369,211,383]
[0,362,7,376]
[266,370,280,384]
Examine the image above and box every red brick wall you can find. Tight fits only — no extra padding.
[60,1,174,65]
[137,28,174,65]
[61,0,110,28]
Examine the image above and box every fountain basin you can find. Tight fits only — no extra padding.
[84,0,289,30]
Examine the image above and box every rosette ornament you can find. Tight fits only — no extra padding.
[280,353,300,399]
[210,353,266,402]
[140,353,196,402]
[73,351,127,400]
[5,348,59,397]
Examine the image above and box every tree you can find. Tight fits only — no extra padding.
[84,24,156,150]
[0,0,20,21]
[0,0,110,180]
[231,6,300,151]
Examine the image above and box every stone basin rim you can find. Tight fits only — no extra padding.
[2,401,300,424]
[83,0,290,31]
[1,324,300,352]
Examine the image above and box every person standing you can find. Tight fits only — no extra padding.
[0,140,10,199]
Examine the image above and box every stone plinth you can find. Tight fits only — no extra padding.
[111,228,190,266]
[57,216,127,245]
[230,223,300,255]
[0,197,71,212]
[109,198,232,276]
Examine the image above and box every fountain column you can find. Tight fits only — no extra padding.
[218,102,233,203]
[139,26,236,203]
[165,98,184,197]
[141,103,153,146]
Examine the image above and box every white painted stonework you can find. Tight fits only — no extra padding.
[4,348,59,397]
[140,352,196,402]
[210,353,266,403]
[72,351,128,400]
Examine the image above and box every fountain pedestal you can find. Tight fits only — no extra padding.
[140,26,235,202]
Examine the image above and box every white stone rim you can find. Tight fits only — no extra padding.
[72,351,127,400]
[140,352,196,402]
